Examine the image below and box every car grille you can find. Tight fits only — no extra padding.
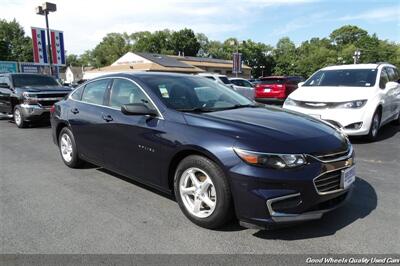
[294,100,340,109]
[315,148,350,162]
[38,100,59,107]
[314,170,342,193]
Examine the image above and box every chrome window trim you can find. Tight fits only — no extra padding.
[68,76,164,120]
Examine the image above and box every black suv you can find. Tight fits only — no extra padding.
[0,73,71,128]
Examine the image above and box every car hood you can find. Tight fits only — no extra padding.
[289,86,375,102]
[184,106,348,155]
[17,85,72,93]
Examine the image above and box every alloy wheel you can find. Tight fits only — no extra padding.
[179,167,217,218]
[371,113,380,138]
[14,109,21,126]
[60,133,73,163]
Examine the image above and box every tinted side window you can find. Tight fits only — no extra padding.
[394,68,400,81]
[109,79,151,108]
[379,69,390,88]
[386,67,395,82]
[81,79,109,105]
[70,85,85,100]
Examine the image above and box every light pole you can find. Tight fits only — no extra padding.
[36,2,57,75]
[353,49,361,64]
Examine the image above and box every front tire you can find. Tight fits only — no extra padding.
[174,155,234,229]
[366,109,381,142]
[14,106,27,128]
[58,127,83,168]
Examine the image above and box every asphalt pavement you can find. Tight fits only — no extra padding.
[0,117,399,254]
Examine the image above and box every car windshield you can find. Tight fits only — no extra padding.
[12,74,60,87]
[140,75,253,112]
[304,69,377,87]
[260,78,285,84]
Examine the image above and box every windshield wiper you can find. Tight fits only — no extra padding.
[176,107,215,113]
[216,104,258,110]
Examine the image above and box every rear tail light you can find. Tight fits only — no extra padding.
[50,105,56,114]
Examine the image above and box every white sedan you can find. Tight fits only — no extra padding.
[283,63,400,141]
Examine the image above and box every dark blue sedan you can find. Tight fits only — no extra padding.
[50,72,355,229]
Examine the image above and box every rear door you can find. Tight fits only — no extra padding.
[68,78,112,164]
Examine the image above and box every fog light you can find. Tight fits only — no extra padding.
[345,122,363,130]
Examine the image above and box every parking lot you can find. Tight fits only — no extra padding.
[0,117,399,254]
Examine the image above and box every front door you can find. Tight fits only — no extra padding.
[99,78,166,187]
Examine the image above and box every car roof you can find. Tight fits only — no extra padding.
[322,63,396,70]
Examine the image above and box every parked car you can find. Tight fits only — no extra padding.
[248,78,261,85]
[0,73,72,128]
[255,76,304,104]
[283,63,400,141]
[197,73,254,100]
[229,77,255,100]
[51,72,355,230]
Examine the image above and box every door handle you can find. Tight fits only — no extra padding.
[102,114,113,122]
[71,108,79,114]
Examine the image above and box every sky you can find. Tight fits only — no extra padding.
[1,0,400,55]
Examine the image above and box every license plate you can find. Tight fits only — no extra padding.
[342,166,356,189]
[309,114,321,119]
[264,88,271,93]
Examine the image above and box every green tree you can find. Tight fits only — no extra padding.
[0,19,33,62]
[170,28,200,56]
[240,40,274,77]
[273,37,297,75]
[66,54,83,66]
[295,37,337,77]
[330,25,368,46]
[91,33,130,67]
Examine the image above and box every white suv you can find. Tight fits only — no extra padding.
[283,63,400,141]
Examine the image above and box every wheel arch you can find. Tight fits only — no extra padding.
[55,122,70,145]
[167,147,227,192]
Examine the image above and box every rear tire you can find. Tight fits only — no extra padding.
[366,109,381,142]
[14,106,27,128]
[174,155,234,229]
[58,127,83,168]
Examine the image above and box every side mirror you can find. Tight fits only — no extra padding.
[297,82,305,87]
[385,81,398,90]
[0,83,10,89]
[121,103,158,117]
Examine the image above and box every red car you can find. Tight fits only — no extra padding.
[255,76,304,104]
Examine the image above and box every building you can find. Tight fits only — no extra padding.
[83,52,251,79]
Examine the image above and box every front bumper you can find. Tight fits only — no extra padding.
[283,105,372,136]
[19,104,51,121]
[230,148,355,229]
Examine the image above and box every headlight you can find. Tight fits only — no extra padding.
[337,100,367,109]
[284,98,297,106]
[233,148,307,169]
[22,92,38,104]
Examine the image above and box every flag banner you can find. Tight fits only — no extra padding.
[31,27,48,64]
[50,30,66,66]
[232,52,242,74]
